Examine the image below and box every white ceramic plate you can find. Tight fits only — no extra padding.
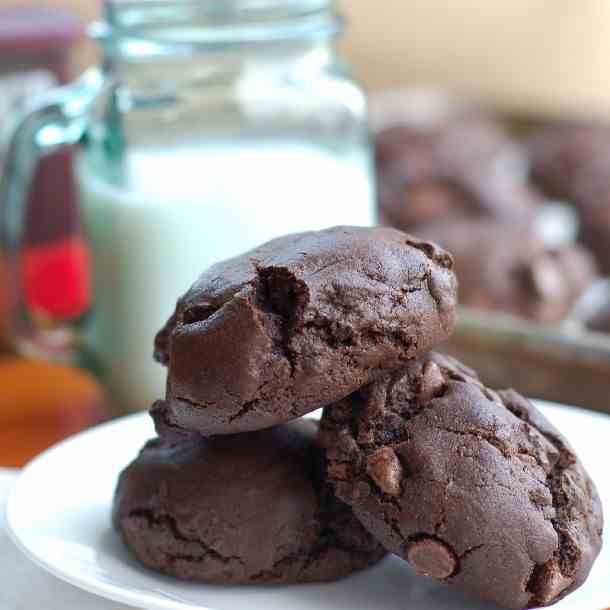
[6,403,610,610]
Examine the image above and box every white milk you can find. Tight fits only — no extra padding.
[78,142,374,410]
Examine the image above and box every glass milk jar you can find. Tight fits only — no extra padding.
[1,0,375,410]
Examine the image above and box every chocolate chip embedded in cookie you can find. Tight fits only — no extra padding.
[154,226,457,436]
[320,352,604,609]
[366,447,403,497]
[113,420,386,585]
[407,537,458,579]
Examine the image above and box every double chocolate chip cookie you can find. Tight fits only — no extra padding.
[153,227,457,436]
[320,353,603,609]
[112,222,604,605]
[416,219,597,323]
[376,114,537,231]
[529,125,610,273]
[114,420,386,584]
[529,124,610,203]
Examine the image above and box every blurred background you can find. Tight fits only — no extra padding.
[10,0,610,117]
[2,0,610,467]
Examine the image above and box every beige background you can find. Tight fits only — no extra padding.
[3,0,610,118]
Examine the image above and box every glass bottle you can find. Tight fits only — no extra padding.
[1,0,375,411]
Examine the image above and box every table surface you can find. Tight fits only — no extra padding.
[1,469,134,610]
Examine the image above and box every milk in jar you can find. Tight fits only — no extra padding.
[13,0,382,410]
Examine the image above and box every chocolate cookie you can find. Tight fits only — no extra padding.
[320,353,603,609]
[154,226,457,436]
[416,220,597,323]
[568,160,610,274]
[375,112,513,175]
[529,125,610,272]
[529,124,610,203]
[376,115,537,231]
[113,420,386,584]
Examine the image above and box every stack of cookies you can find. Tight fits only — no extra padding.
[113,227,603,609]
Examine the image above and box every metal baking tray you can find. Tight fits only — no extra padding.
[444,302,610,415]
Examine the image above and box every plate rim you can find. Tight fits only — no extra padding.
[5,401,610,610]
[5,411,213,610]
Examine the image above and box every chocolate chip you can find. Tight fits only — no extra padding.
[417,361,446,404]
[407,537,458,579]
[531,563,573,604]
[366,447,403,496]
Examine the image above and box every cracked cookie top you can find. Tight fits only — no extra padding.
[112,420,385,584]
[320,352,603,609]
[153,226,457,436]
